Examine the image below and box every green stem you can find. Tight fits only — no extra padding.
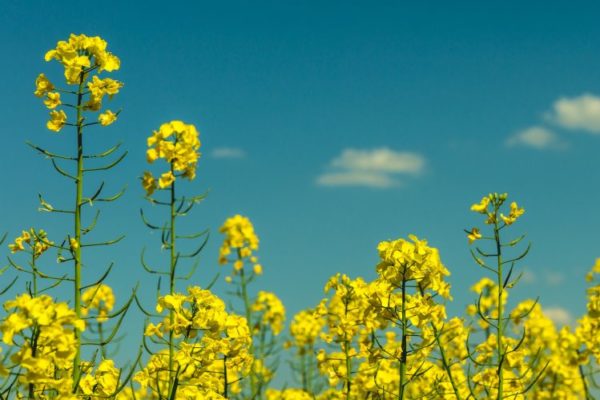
[578,359,591,400]
[239,257,257,398]
[494,214,504,400]
[342,292,352,400]
[29,251,38,399]
[31,250,38,298]
[73,69,85,388]
[28,327,39,399]
[431,323,462,400]
[399,275,407,400]
[168,167,176,396]
[223,356,228,398]
[98,322,106,359]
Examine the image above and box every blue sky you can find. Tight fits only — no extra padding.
[1,0,600,370]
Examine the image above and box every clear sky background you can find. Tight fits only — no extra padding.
[1,0,600,375]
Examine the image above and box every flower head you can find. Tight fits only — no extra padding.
[34,74,54,97]
[45,34,120,84]
[47,110,67,132]
[43,92,61,109]
[143,121,201,193]
[98,110,117,126]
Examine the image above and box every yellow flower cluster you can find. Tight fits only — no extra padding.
[250,291,286,335]
[266,388,314,400]
[44,33,120,84]
[376,234,451,299]
[466,277,508,329]
[81,284,115,323]
[289,309,325,350]
[218,214,261,272]
[79,359,121,398]
[86,75,122,110]
[470,192,524,228]
[0,294,85,397]
[575,260,600,366]
[143,121,201,195]
[8,228,52,257]
[36,34,122,133]
[47,109,67,132]
[139,286,253,398]
[509,300,586,398]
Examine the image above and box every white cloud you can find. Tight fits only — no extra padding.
[330,148,425,174]
[317,148,426,189]
[316,171,399,188]
[506,126,565,150]
[520,270,537,284]
[211,147,246,159]
[549,94,600,133]
[545,272,564,286]
[544,306,573,326]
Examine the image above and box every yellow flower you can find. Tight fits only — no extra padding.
[43,92,61,109]
[500,201,525,225]
[34,73,54,97]
[467,227,482,244]
[142,171,157,196]
[146,148,158,163]
[98,110,117,126]
[8,228,52,257]
[145,121,201,182]
[70,238,79,251]
[8,237,25,253]
[253,264,263,275]
[251,291,285,335]
[471,196,490,213]
[47,110,67,132]
[219,215,260,267]
[45,34,121,84]
[158,171,175,188]
[81,284,115,323]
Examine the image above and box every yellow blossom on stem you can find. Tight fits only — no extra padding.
[142,171,157,196]
[98,110,117,126]
[34,73,54,97]
[253,264,263,275]
[471,196,491,213]
[43,92,61,109]
[218,215,260,266]
[47,109,67,132]
[467,227,482,243]
[143,120,201,191]
[81,284,115,323]
[500,201,525,225]
[158,170,175,188]
[44,34,120,84]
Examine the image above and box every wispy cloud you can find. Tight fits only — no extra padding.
[544,306,573,326]
[506,126,565,150]
[548,94,600,133]
[545,272,564,286]
[317,148,426,188]
[521,270,537,284]
[211,147,246,159]
[316,171,399,188]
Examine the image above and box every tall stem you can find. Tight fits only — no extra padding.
[399,276,407,400]
[239,256,257,398]
[73,70,85,386]
[494,216,504,400]
[431,322,462,400]
[168,167,176,396]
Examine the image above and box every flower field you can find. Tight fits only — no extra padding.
[1,33,599,400]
